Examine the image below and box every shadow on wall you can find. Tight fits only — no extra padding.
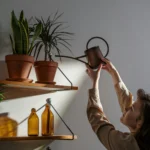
[50,78,96,150]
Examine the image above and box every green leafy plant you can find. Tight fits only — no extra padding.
[10,10,42,55]
[30,11,74,61]
[0,84,5,102]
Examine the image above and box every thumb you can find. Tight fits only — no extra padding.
[97,64,103,71]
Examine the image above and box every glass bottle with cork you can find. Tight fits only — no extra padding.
[28,108,39,136]
[41,99,54,136]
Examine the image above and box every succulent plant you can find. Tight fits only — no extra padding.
[10,10,42,55]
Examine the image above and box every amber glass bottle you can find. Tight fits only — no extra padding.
[28,108,39,136]
[41,102,54,136]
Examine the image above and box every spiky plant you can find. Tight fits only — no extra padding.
[30,11,74,61]
[10,10,42,55]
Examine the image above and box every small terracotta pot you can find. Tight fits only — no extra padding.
[5,55,34,80]
[34,61,58,84]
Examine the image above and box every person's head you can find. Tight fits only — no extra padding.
[120,89,150,149]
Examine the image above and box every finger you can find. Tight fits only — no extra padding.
[102,65,108,70]
[102,66,106,69]
[86,68,91,75]
[97,64,103,71]
[86,69,89,73]
[85,69,89,76]
[102,67,108,71]
[101,57,110,63]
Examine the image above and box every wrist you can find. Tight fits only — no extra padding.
[93,80,99,88]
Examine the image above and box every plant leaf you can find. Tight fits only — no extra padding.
[19,10,24,22]
[36,44,43,60]
[9,34,16,54]
[20,22,28,54]
[31,41,41,56]
[50,24,63,37]
[54,31,74,36]
[51,42,62,61]
[53,12,64,23]
[23,19,29,36]
[57,41,72,53]
[11,10,22,54]
[53,10,59,21]
[54,36,72,46]
[29,23,42,55]
[41,17,46,26]
[0,84,5,102]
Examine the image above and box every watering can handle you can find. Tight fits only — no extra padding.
[86,36,109,58]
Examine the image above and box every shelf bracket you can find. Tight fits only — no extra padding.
[57,66,73,89]
[46,98,75,140]
[51,57,73,89]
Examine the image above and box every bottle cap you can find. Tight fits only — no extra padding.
[31,108,36,112]
[46,98,51,105]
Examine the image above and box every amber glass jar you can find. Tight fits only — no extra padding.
[0,113,8,137]
[7,117,18,137]
[41,103,54,136]
[28,108,39,136]
[0,113,18,137]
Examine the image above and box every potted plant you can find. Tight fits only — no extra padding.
[31,12,74,84]
[5,10,42,82]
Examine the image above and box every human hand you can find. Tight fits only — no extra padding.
[101,58,117,75]
[86,64,103,83]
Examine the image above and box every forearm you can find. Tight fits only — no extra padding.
[87,89,107,133]
[110,69,122,85]
[110,69,133,112]
[92,78,103,111]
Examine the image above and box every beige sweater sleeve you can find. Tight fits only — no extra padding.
[114,81,133,113]
[87,88,139,150]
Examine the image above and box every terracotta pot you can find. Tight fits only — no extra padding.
[5,55,34,80]
[34,61,58,84]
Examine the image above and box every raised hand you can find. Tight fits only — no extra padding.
[86,64,103,88]
[101,58,117,75]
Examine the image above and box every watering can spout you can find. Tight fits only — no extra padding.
[55,55,88,65]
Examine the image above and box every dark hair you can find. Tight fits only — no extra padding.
[135,89,150,150]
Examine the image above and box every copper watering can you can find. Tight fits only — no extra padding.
[55,36,109,69]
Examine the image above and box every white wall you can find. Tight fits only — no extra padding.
[1,0,150,150]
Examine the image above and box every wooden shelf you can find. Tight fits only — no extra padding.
[0,135,77,150]
[0,80,78,100]
[0,135,77,141]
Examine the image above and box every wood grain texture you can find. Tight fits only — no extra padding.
[0,80,78,100]
[0,80,78,90]
[0,135,77,141]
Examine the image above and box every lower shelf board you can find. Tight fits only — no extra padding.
[0,135,77,150]
[0,135,77,141]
